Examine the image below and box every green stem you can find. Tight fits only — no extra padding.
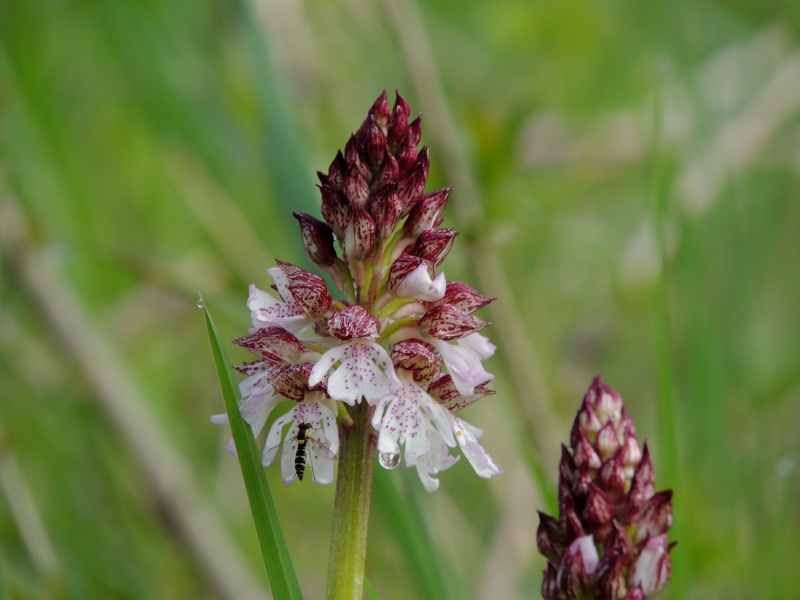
[326,401,376,600]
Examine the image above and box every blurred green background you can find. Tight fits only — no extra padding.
[1,0,799,598]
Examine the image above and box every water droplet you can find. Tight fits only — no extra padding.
[196,293,205,309]
[379,452,400,470]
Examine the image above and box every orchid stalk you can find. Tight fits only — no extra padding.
[212,91,501,598]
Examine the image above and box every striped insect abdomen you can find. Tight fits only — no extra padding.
[295,423,312,481]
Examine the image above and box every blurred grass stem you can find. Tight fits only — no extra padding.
[0,199,266,600]
[0,434,60,581]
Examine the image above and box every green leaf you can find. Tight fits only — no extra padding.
[203,302,303,600]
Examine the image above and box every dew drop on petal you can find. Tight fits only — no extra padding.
[379,452,401,470]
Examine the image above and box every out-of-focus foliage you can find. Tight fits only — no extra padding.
[1,0,799,598]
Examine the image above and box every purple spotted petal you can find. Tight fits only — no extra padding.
[309,340,401,405]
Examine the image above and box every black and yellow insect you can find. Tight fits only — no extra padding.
[264,420,337,484]
[294,422,314,480]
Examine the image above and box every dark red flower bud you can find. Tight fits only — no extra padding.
[595,550,629,599]
[605,521,633,557]
[293,212,337,267]
[408,228,458,267]
[268,362,318,401]
[560,499,586,543]
[397,148,429,216]
[621,445,655,522]
[396,116,422,170]
[596,419,623,461]
[536,511,564,564]
[418,304,489,341]
[387,255,431,291]
[365,116,388,169]
[326,305,379,340]
[582,484,615,540]
[575,399,603,442]
[598,454,627,503]
[319,184,350,239]
[344,135,368,179]
[343,202,376,260]
[572,427,602,471]
[430,281,494,314]
[343,164,370,206]
[558,445,577,497]
[635,490,674,542]
[369,89,390,129]
[371,152,400,193]
[427,375,493,411]
[233,326,305,363]
[391,339,442,383]
[619,430,644,476]
[276,260,333,318]
[403,187,450,237]
[583,374,624,421]
[323,150,346,189]
[367,185,403,240]
[535,376,675,598]
[387,93,411,148]
[541,562,559,600]
[557,536,596,597]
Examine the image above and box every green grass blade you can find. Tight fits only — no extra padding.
[363,577,380,600]
[203,303,303,600]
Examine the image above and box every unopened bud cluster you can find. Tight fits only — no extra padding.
[537,376,675,599]
[213,91,501,491]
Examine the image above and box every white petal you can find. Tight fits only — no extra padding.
[262,412,294,467]
[423,396,457,448]
[415,426,460,492]
[266,267,292,301]
[374,372,431,466]
[240,392,282,438]
[431,338,494,396]
[459,332,496,360]
[223,438,237,456]
[239,370,274,399]
[451,416,502,478]
[318,397,340,456]
[395,264,446,301]
[569,535,599,576]
[309,345,347,394]
[210,413,229,425]
[322,341,402,405]
[280,425,301,486]
[247,284,306,331]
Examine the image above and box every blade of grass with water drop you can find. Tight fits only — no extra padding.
[203,303,303,600]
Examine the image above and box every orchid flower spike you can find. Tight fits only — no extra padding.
[536,376,675,599]
[212,91,501,490]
